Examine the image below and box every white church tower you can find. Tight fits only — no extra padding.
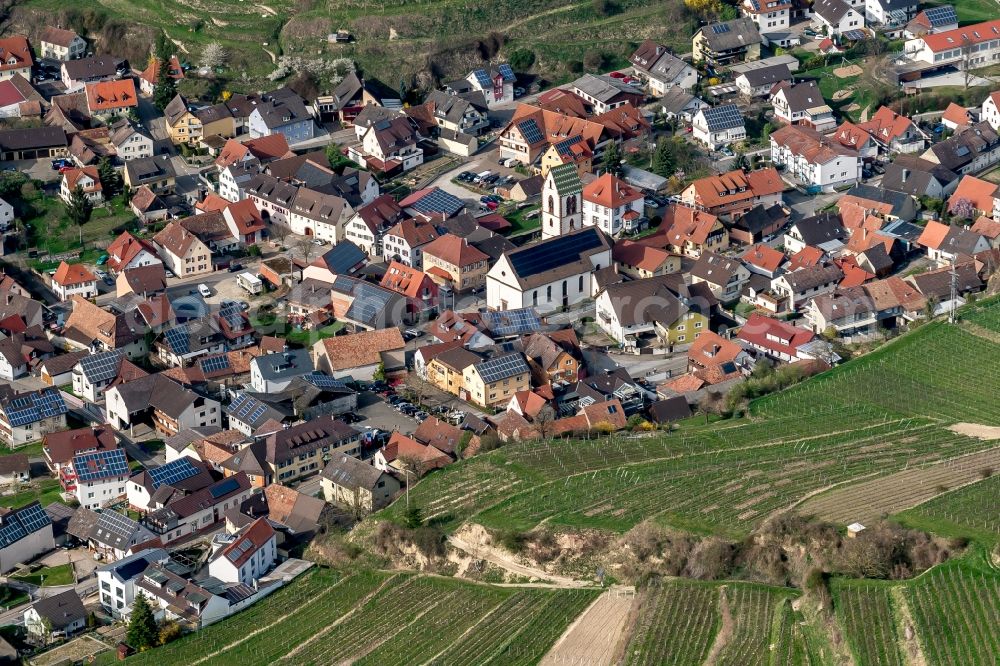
[540,163,583,240]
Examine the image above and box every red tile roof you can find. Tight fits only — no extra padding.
[0,37,32,73]
[917,220,951,250]
[107,232,157,273]
[971,216,1000,239]
[139,55,184,85]
[612,239,674,272]
[737,313,814,358]
[949,175,998,214]
[858,106,914,144]
[921,19,1000,53]
[380,261,434,299]
[787,246,824,270]
[85,79,137,112]
[741,244,785,273]
[53,261,96,286]
[64,166,101,194]
[422,233,489,268]
[224,198,266,234]
[941,102,972,127]
[583,173,642,209]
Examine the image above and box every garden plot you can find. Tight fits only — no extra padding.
[895,475,1000,543]
[834,583,906,666]
[623,580,719,666]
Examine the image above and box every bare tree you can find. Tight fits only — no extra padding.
[534,406,555,440]
[698,390,723,424]
[295,238,316,263]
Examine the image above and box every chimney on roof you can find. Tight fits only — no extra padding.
[901,168,909,183]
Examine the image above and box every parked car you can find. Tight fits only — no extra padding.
[414,411,429,421]
[228,262,243,272]
[197,284,212,298]
[514,87,525,97]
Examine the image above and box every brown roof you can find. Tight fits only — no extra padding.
[154,221,207,257]
[422,233,489,268]
[40,26,81,48]
[119,264,167,296]
[380,261,434,298]
[315,328,405,372]
[385,218,439,247]
[43,425,117,465]
[413,416,463,455]
[770,124,856,164]
[685,168,784,210]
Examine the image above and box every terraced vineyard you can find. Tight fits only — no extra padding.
[622,581,798,666]
[833,582,906,666]
[895,475,1000,543]
[102,570,595,665]
[905,560,1000,665]
[623,580,719,666]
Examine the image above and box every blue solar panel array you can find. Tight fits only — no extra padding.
[409,188,464,216]
[73,448,128,483]
[712,22,731,33]
[209,477,241,499]
[471,69,491,88]
[923,5,957,26]
[497,64,515,82]
[483,308,542,337]
[475,353,530,384]
[303,373,350,391]
[5,389,67,427]
[219,303,244,330]
[517,119,544,145]
[164,325,190,355]
[342,279,396,328]
[147,458,201,490]
[200,354,232,374]
[702,104,744,132]
[509,228,603,279]
[0,502,51,549]
[78,350,124,384]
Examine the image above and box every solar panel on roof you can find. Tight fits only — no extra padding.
[219,303,244,330]
[164,325,190,355]
[303,373,349,391]
[200,355,232,374]
[508,229,604,279]
[0,503,51,548]
[248,405,266,423]
[410,189,464,216]
[345,282,394,327]
[4,389,67,427]
[517,119,544,145]
[712,23,731,33]
[209,477,241,499]
[923,5,956,25]
[95,510,139,544]
[74,449,128,483]
[703,104,744,131]
[483,308,542,336]
[147,458,200,490]
[476,353,529,384]
[841,29,866,41]
[18,504,51,534]
[497,64,515,81]
[472,69,491,88]
[78,350,123,383]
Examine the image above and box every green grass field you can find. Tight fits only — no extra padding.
[100,567,597,665]
[12,563,74,587]
[0,479,64,511]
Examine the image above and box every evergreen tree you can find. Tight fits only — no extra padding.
[152,58,178,112]
[602,142,623,177]
[651,139,675,178]
[66,185,93,246]
[97,157,121,197]
[126,593,158,651]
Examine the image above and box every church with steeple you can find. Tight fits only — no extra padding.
[540,163,583,240]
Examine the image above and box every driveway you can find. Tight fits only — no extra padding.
[357,393,419,435]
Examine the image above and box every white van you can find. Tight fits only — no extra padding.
[197,284,212,298]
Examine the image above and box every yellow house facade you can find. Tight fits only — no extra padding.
[462,354,531,409]
[654,310,709,346]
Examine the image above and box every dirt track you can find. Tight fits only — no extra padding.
[540,589,637,665]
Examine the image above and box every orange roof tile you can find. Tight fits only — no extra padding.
[52,261,96,286]
[685,167,783,210]
[971,216,1000,239]
[63,166,101,194]
[380,261,435,299]
[85,79,137,112]
[921,19,1000,53]
[741,243,785,273]
[422,233,489,268]
[612,239,674,272]
[0,37,32,73]
[948,175,998,214]
[941,102,972,127]
[787,246,824,270]
[917,220,952,250]
[583,173,643,209]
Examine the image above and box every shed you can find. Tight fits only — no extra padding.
[847,522,866,538]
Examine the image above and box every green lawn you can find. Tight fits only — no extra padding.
[0,478,65,510]
[926,0,997,23]
[0,585,29,609]
[284,322,345,347]
[12,563,74,587]
[2,442,44,457]
[20,189,138,257]
[501,205,541,236]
